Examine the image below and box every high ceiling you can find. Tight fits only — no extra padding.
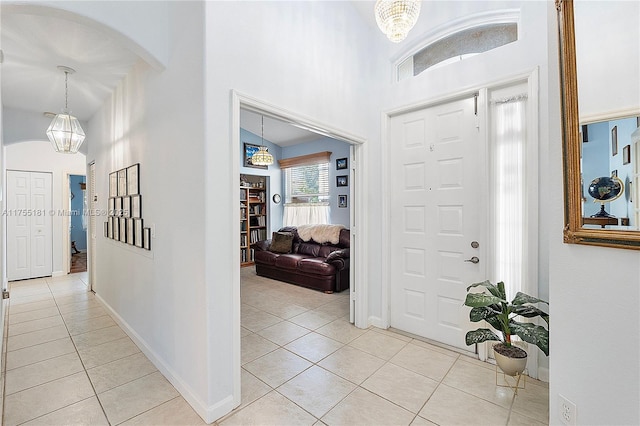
[0,1,390,147]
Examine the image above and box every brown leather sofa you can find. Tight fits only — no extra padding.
[253,226,349,293]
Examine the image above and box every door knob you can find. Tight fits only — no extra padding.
[465,256,480,264]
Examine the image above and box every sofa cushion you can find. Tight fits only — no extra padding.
[254,250,277,265]
[298,258,336,276]
[274,254,312,269]
[270,232,294,253]
[297,242,320,257]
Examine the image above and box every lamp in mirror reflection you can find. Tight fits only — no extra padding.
[374,0,421,43]
[46,66,85,154]
[251,115,274,166]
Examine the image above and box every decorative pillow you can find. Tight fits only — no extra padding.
[269,232,294,253]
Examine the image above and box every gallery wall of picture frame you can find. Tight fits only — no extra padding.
[104,163,151,250]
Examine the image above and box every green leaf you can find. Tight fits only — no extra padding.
[511,305,550,325]
[496,281,507,299]
[512,292,549,306]
[466,280,502,298]
[510,321,549,356]
[486,315,503,332]
[465,329,501,346]
[464,292,505,308]
[469,306,500,322]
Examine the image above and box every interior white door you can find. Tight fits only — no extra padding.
[7,171,53,280]
[389,96,486,351]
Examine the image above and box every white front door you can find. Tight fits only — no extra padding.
[389,96,486,351]
[7,171,53,280]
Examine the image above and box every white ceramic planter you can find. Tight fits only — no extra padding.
[494,347,527,376]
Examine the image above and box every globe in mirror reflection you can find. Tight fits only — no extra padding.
[588,176,624,218]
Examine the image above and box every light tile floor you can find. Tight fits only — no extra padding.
[2,269,549,425]
[2,273,204,426]
[223,268,549,425]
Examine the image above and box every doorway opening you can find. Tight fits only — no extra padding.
[231,91,367,406]
[69,174,88,274]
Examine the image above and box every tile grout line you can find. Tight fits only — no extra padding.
[47,276,113,426]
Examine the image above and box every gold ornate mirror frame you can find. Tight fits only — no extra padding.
[557,0,640,250]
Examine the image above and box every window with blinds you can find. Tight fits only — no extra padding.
[284,162,330,204]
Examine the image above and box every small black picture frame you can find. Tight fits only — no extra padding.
[134,219,144,248]
[119,217,127,243]
[127,163,140,195]
[143,228,151,250]
[338,194,348,208]
[244,143,268,170]
[122,196,131,218]
[336,175,348,187]
[336,157,348,170]
[109,172,117,197]
[612,126,618,156]
[117,169,127,196]
[623,145,631,165]
[130,195,142,218]
[126,218,135,245]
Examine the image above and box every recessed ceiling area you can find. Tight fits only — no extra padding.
[1,9,141,122]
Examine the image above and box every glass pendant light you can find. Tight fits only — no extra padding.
[46,66,86,154]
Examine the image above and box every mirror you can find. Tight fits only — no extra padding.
[558,0,640,249]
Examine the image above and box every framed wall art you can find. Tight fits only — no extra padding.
[336,157,348,170]
[338,194,348,208]
[126,218,135,245]
[113,217,120,241]
[117,169,127,196]
[130,195,141,218]
[243,143,268,170]
[143,228,151,250]
[134,219,144,248]
[336,175,348,187]
[119,217,127,243]
[612,126,618,156]
[114,197,122,216]
[127,163,139,195]
[623,145,631,165]
[122,196,131,218]
[109,172,117,197]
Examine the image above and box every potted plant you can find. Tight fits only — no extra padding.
[464,280,549,376]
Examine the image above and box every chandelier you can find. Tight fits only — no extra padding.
[251,115,274,166]
[374,0,422,43]
[46,66,86,154]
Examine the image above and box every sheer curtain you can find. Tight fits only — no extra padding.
[283,204,329,227]
[491,94,527,300]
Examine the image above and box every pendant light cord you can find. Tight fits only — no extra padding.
[64,71,69,111]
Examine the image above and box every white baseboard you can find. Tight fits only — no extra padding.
[94,294,234,424]
[368,315,384,329]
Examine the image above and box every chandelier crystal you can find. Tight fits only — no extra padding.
[46,66,86,154]
[251,115,274,166]
[374,0,421,43]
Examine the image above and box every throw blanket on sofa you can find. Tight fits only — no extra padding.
[297,224,345,244]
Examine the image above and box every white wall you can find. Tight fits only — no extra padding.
[204,0,382,419]
[5,140,86,276]
[549,2,640,424]
[86,1,211,421]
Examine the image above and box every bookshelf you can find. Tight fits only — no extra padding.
[240,179,268,266]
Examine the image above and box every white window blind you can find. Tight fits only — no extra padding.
[281,152,331,226]
[284,163,330,204]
